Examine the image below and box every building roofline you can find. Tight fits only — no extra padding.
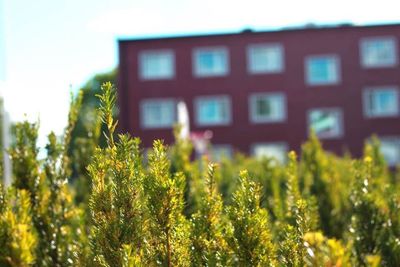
[118,22,400,43]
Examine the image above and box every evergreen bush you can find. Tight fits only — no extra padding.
[0,82,398,266]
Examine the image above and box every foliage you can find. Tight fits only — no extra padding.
[349,156,400,266]
[88,82,146,266]
[145,140,191,266]
[7,92,87,267]
[191,163,230,266]
[226,170,277,266]
[0,188,37,266]
[1,82,399,266]
[70,69,117,151]
[300,132,352,237]
[69,70,116,209]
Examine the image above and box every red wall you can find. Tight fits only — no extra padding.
[118,24,400,157]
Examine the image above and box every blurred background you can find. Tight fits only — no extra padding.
[0,0,400,160]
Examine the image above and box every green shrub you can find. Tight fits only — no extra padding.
[0,82,398,266]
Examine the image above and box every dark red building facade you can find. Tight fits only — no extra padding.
[118,24,400,165]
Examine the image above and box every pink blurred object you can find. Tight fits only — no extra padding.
[190,130,213,157]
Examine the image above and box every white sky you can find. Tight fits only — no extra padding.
[1,0,400,146]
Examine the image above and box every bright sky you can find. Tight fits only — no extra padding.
[1,0,399,146]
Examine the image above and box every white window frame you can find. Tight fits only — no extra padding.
[360,36,398,68]
[249,92,287,123]
[251,142,288,164]
[247,43,284,74]
[379,137,400,167]
[140,98,176,129]
[193,47,229,77]
[363,86,399,118]
[308,108,344,139]
[138,50,175,80]
[194,95,232,126]
[210,144,233,161]
[305,55,341,86]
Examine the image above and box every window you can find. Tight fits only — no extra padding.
[193,47,229,77]
[140,99,176,129]
[305,56,340,85]
[308,108,343,139]
[195,96,231,126]
[364,87,399,118]
[210,145,233,161]
[252,142,288,164]
[380,137,400,166]
[247,44,284,73]
[360,37,398,68]
[143,148,152,162]
[249,93,286,123]
[139,50,174,80]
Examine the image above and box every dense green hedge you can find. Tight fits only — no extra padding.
[0,83,399,266]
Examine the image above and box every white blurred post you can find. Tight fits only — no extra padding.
[0,0,11,186]
[177,101,190,139]
[0,91,11,187]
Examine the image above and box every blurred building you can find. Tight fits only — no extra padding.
[118,23,400,165]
